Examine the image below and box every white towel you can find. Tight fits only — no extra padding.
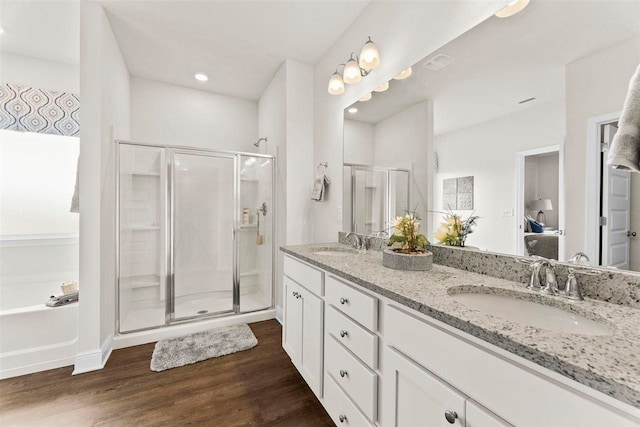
[311,174,330,201]
[70,156,80,213]
[608,64,640,172]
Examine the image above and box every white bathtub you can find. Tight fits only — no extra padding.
[0,236,79,379]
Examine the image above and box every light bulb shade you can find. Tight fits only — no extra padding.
[358,93,372,102]
[495,0,530,18]
[343,58,362,84]
[373,81,389,92]
[394,67,413,80]
[529,198,553,211]
[359,39,380,70]
[328,72,345,95]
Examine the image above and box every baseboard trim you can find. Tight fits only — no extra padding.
[72,334,113,375]
[275,305,283,324]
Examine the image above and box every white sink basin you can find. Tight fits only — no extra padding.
[450,292,613,336]
[313,249,358,257]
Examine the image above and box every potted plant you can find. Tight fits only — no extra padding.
[383,214,432,271]
[434,210,479,247]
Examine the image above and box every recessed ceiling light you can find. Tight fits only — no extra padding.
[359,93,372,102]
[374,81,389,92]
[347,107,358,114]
[194,73,208,82]
[495,0,530,18]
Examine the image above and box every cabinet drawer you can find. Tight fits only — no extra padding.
[325,335,377,421]
[326,305,378,369]
[283,255,323,296]
[324,373,374,427]
[325,275,377,331]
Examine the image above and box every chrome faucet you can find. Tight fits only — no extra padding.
[345,232,363,249]
[568,252,590,265]
[528,258,558,294]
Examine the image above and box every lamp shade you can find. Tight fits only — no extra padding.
[495,0,530,18]
[328,72,345,95]
[343,56,362,84]
[529,198,553,211]
[358,92,372,102]
[359,37,380,70]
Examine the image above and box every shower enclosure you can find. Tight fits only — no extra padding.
[116,141,274,333]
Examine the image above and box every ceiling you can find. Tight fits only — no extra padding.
[0,0,80,65]
[100,0,370,100]
[346,0,640,136]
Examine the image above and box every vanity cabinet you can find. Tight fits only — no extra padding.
[282,259,324,398]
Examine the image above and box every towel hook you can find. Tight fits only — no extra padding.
[317,162,328,174]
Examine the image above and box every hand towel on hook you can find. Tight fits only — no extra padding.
[608,64,640,172]
[311,172,330,201]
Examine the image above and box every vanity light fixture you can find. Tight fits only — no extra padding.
[328,36,380,95]
[394,67,413,80]
[495,0,530,18]
[347,107,358,114]
[374,81,389,93]
[358,93,372,102]
[194,73,208,82]
[328,65,346,95]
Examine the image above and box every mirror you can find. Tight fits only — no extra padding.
[342,0,640,272]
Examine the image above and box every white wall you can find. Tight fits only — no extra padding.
[565,35,640,257]
[130,77,257,151]
[344,119,374,165]
[433,99,565,254]
[374,101,432,231]
[312,1,506,242]
[0,52,79,94]
[258,59,314,317]
[78,2,130,372]
[258,63,286,318]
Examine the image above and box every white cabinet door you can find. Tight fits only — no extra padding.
[282,277,301,362]
[466,400,512,427]
[383,346,467,427]
[299,285,324,398]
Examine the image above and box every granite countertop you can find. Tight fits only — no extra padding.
[281,243,640,410]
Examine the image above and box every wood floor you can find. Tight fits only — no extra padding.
[0,320,333,427]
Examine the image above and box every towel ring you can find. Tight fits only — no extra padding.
[317,162,328,174]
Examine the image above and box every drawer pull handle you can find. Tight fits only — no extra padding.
[339,415,347,423]
[292,291,298,297]
[339,330,348,338]
[340,297,349,305]
[444,410,458,424]
[339,369,348,378]
[296,293,302,299]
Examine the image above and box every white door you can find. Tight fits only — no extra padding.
[299,286,324,398]
[383,346,467,427]
[602,124,631,269]
[282,276,301,362]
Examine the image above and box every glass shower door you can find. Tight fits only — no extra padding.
[238,155,273,313]
[171,151,236,321]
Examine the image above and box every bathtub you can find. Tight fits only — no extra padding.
[0,236,79,379]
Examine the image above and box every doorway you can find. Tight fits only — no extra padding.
[516,144,566,260]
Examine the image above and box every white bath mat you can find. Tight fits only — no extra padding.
[150,323,258,372]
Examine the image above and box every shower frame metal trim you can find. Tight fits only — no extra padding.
[114,139,276,335]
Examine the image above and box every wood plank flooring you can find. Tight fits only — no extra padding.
[0,320,333,427]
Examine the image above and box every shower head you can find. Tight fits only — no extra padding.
[254,137,268,147]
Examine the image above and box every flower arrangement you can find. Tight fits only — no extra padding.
[434,211,479,247]
[387,213,430,254]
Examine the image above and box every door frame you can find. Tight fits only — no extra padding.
[585,111,621,265]
[515,143,565,260]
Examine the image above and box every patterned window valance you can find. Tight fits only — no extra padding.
[0,82,80,137]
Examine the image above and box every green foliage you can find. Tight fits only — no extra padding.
[387,214,430,253]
